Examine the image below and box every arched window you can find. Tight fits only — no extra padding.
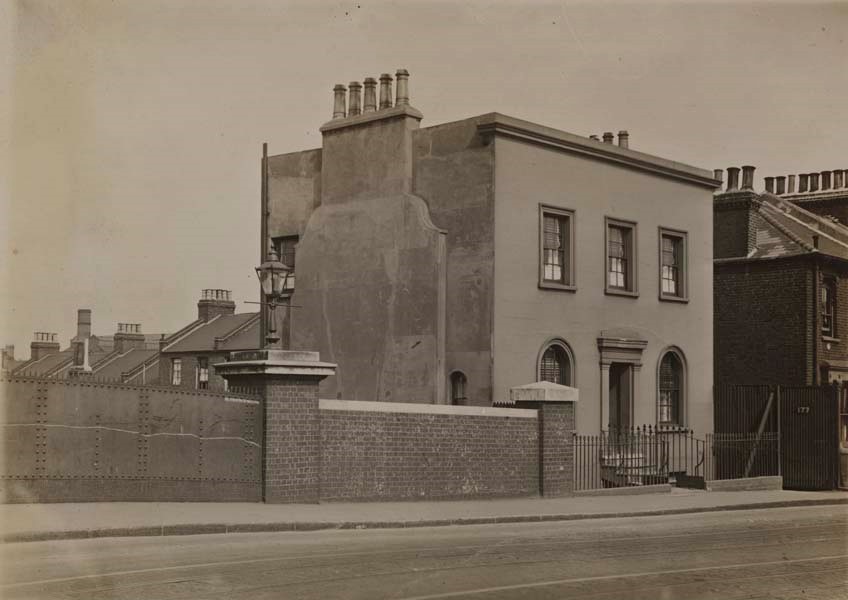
[658,349,685,426]
[822,279,837,338]
[538,340,573,386]
[450,371,467,405]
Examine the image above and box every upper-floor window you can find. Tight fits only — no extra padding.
[450,371,467,405]
[171,358,182,386]
[538,339,574,386]
[659,228,688,302]
[197,357,209,390]
[822,279,837,338]
[539,205,575,290]
[273,235,298,290]
[605,218,637,296]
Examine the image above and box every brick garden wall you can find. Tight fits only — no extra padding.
[319,399,540,501]
[1,376,262,503]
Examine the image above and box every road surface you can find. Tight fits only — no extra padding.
[2,505,846,599]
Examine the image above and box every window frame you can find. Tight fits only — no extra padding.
[604,217,638,297]
[822,277,838,340]
[196,356,209,390]
[171,358,182,386]
[656,347,687,428]
[272,234,299,291]
[538,204,576,292]
[536,338,576,387]
[658,227,689,303]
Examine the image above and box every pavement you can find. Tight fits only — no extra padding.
[2,487,846,543]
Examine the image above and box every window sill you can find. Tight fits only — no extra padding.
[539,281,577,293]
[605,288,639,298]
[659,294,689,304]
[822,336,841,344]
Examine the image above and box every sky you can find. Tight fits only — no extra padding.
[3,0,847,357]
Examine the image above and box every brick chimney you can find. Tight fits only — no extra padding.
[72,309,92,342]
[114,323,145,353]
[198,289,235,321]
[30,332,60,361]
[714,166,761,259]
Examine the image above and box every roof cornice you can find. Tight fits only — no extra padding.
[475,113,720,189]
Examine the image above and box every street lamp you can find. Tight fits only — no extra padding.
[255,248,293,347]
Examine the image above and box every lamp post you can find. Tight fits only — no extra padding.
[255,248,293,348]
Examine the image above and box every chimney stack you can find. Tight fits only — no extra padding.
[741,165,756,191]
[379,73,393,109]
[764,177,775,193]
[617,130,629,149]
[363,77,377,113]
[348,81,362,117]
[30,332,60,361]
[776,176,786,195]
[75,309,92,341]
[602,132,614,144]
[726,167,740,191]
[332,84,347,119]
[799,173,809,193]
[395,69,409,106]
[821,170,832,190]
[114,323,145,353]
[834,170,844,190]
[198,289,235,322]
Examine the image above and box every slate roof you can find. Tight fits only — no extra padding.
[161,313,260,353]
[12,350,74,376]
[745,193,848,261]
[93,348,159,380]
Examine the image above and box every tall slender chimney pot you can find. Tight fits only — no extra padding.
[810,172,820,192]
[379,74,393,109]
[764,177,775,193]
[821,170,832,190]
[834,170,844,190]
[788,174,796,194]
[395,69,409,106]
[713,169,724,184]
[799,173,809,193]
[617,130,629,149]
[362,77,377,112]
[348,81,362,116]
[602,132,614,144]
[776,176,786,195]
[332,84,347,119]
[741,165,756,191]
[726,167,741,191]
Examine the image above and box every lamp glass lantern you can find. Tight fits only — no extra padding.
[255,248,293,346]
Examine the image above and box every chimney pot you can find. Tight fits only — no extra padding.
[713,169,724,184]
[810,172,820,192]
[764,177,775,193]
[348,81,362,116]
[198,289,235,321]
[363,77,377,112]
[602,132,614,144]
[332,84,347,119]
[788,174,796,194]
[776,176,786,195]
[741,165,755,191]
[834,170,844,190]
[799,173,809,193]
[821,170,832,190]
[379,73,393,110]
[395,69,410,106]
[617,130,629,149]
[726,167,741,191]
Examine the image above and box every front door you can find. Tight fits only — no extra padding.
[609,363,632,431]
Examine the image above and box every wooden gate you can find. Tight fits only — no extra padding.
[715,384,841,490]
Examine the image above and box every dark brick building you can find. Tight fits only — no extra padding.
[714,166,848,386]
[158,289,259,392]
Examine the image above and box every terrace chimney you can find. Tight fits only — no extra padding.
[30,332,60,361]
[602,132,615,144]
[821,171,832,190]
[332,84,347,119]
[348,81,362,117]
[379,73,393,109]
[741,165,756,191]
[810,172,820,192]
[198,289,235,322]
[776,176,786,195]
[764,177,775,193]
[617,131,629,149]
[114,323,145,353]
[74,309,92,341]
[726,167,740,191]
[363,77,377,113]
[799,173,809,193]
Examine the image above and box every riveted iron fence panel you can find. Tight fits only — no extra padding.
[779,385,839,490]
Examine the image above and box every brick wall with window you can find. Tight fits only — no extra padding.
[161,353,231,392]
[818,265,848,376]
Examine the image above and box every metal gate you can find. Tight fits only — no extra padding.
[715,384,841,490]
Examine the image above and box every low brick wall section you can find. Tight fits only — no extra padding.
[319,400,539,501]
[1,377,262,503]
